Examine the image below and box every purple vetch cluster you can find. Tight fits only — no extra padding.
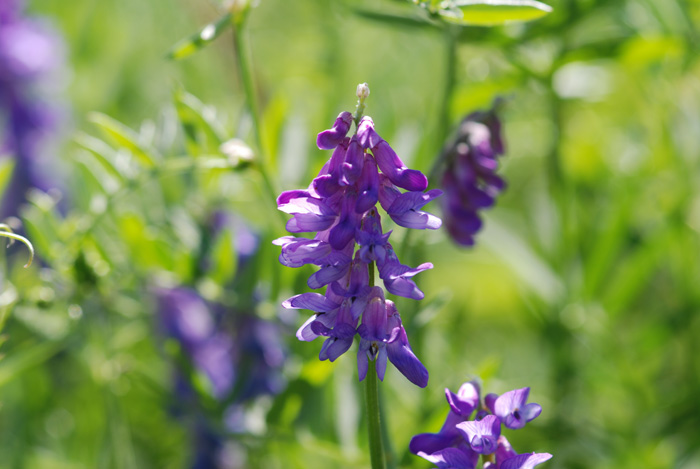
[441,106,505,247]
[0,0,66,217]
[410,381,552,469]
[275,84,441,387]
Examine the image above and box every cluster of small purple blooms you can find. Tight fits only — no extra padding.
[154,217,286,468]
[410,381,552,469]
[275,84,441,387]
[0,0,66,217]
[441,105,505,247]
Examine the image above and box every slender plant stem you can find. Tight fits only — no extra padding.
[365,356,386,469]
[365,260,386,469]
[230,14,284,223]
[428,25,458,184]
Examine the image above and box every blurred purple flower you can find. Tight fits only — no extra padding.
[0,0,67,217]
[440,105,505,247]
[276,89,440,386]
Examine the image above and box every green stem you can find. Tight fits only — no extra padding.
[427,25,458,184]
[365,358,386,469]
[231,14,284,223]
[365,260,386,469]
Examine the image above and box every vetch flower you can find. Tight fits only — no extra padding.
[0,0,67,217]
[456,414,501,454]
[439,103,505,247]
[491,387,542,430]
[411,380,551,468]
[277,85,439,386]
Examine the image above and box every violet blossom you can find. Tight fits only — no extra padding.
[276,84,440,387]
[0,0,67,217]
[440,104,505,247]
[410,380,551,469]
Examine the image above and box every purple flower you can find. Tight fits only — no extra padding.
[316,111,352,150]
[456,415,501,454]
[411,381,551,468]
[277,87,439,386]
[491,387,542,430]
[440,105,505,247]
[0,0,67,217]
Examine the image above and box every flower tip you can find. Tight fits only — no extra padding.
[356,82,370,100]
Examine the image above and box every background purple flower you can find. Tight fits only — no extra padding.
[0,0,68,217]
[440,104,505,247]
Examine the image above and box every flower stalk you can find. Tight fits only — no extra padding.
[365,358,386,469]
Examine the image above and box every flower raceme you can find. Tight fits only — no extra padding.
[441,105,505,247]
[410,381,551,469]
[276,85,441,387]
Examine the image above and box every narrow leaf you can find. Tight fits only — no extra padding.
[0,159,14,200]
[439,0,552,26]
[167,13,233,60]
[88,112,158,167]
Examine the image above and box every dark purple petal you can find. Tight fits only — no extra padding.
[485,393,498,414]
[355,154,379,213]
[342,135,364,185]
[282,293,339,312]
[372,140,428,192]
[386,313,428,388]
[359,287,387,340]
[445,381,480,417]
[316,111,353,150]
[328,193,361,250]
[356,116,383,149]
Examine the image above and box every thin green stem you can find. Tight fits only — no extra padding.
[365,358,386,469]
[428,26,458,184]
[364,260,386,469]
[230,14,284,223]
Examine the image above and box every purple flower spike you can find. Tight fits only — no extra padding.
[446,381,480,417]
[494,387,542,430]
[456,415,501,455]
[440,105,506,247]
[316,111,353,150]
[277,87,439,387]
[501,453,552,469]
[412,381,551,468]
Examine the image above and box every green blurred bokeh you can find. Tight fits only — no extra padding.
[1,0,700,467]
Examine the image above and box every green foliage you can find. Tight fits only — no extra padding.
[439,0,553,26]
[1,0,699,467]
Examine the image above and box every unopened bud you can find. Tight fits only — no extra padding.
[356,83,370,100]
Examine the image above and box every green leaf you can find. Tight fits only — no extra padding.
[88,112,158,167]
[0,340,66,388]
[208,228,237,285]
[439,0,552,26]
[173,88,225,156]
[74,132,127,183]
[0,158,14,200]
[167,13,233,60]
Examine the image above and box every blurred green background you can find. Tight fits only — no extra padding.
[2,0,700,467]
